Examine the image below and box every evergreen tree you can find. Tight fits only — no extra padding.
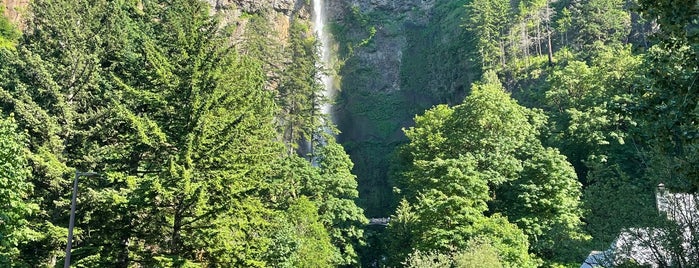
[0,0,108,262]
[96,0,279,264]
[466,0,513,69]
[313,141,368,265]
[569,0,631,51]
[0,0,292,265]
[278,20,325,155]
[0,115,37,266]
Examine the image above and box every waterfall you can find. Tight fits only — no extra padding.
[308,0,335,162]
[312,0,334,120]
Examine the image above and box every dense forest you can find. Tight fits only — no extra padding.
[0,0,698,267]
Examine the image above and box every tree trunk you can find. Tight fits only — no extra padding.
[116,236,130,268]
[172,206,183,255]
[499,40,506,68]
[547,28,554,66]
[537,19,542,56]
[546,0,554,66]
[522,21,529,59]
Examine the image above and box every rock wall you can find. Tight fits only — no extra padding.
[2,0,28,27]
[328,0,476,217]
[327,0,434,92]
[211,0,309,43]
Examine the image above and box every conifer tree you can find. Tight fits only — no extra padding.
[96,0,280,264]
[0,115,37,266]
[466,0,512,69]
[313,141,368,265]
[278,20,325,155]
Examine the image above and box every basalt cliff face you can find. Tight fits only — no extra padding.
[210,0,309,38]
[2,0,27,26]
[327,0,434,93]
[327,0,476,216]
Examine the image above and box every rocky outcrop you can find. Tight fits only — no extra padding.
[329,0,474,217]
[212,0,294,14]
[2,0,28,27]
[210,0,309,18]
[208,0,309,42]
[328,0,434,23]
[326,0,435,92]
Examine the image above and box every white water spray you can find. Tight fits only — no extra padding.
[312,0,334,120]
[308,0,335,162]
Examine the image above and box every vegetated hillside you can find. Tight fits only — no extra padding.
[332,0,699,266]
[330,0,658,219]
[0,0,367,266]
[329,0,479,218]
[2,0,699,267]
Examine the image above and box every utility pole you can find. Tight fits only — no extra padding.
[64,171,100,268]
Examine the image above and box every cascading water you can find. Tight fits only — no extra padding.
[312,0,334,121]
[308,0,336,161]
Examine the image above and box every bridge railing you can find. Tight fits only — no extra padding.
[368,217,390,226]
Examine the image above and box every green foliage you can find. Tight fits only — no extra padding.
[285,197,335,268]
[637,0,699,52]
[334,0,480,219]
[0,115,37,266]
[583,162,658,248]
[495,147,588,261]
[400,0,476,102]
[541,44,643,179]
[0,0,340,265]
[458,1,698,266]
[391,72,584,265]
[5,0,698,266]
[312,141,368,265]
[441,75,545,185]
[403,250,452,268]
[91,0,280,264]
[452,238,504,268]
[402,239,505,268]
[266,142,367,266]
[277,20,325,154]
[569,0,631,51]
[392,209,534,267]
[586,3,699,265]
[0,0,93,263]
[0,5,19,49]
[465,0,512,69]
[636,36,699,192]
[238,14,285,87]
[330,4,377,58]
[467,215,536,268]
